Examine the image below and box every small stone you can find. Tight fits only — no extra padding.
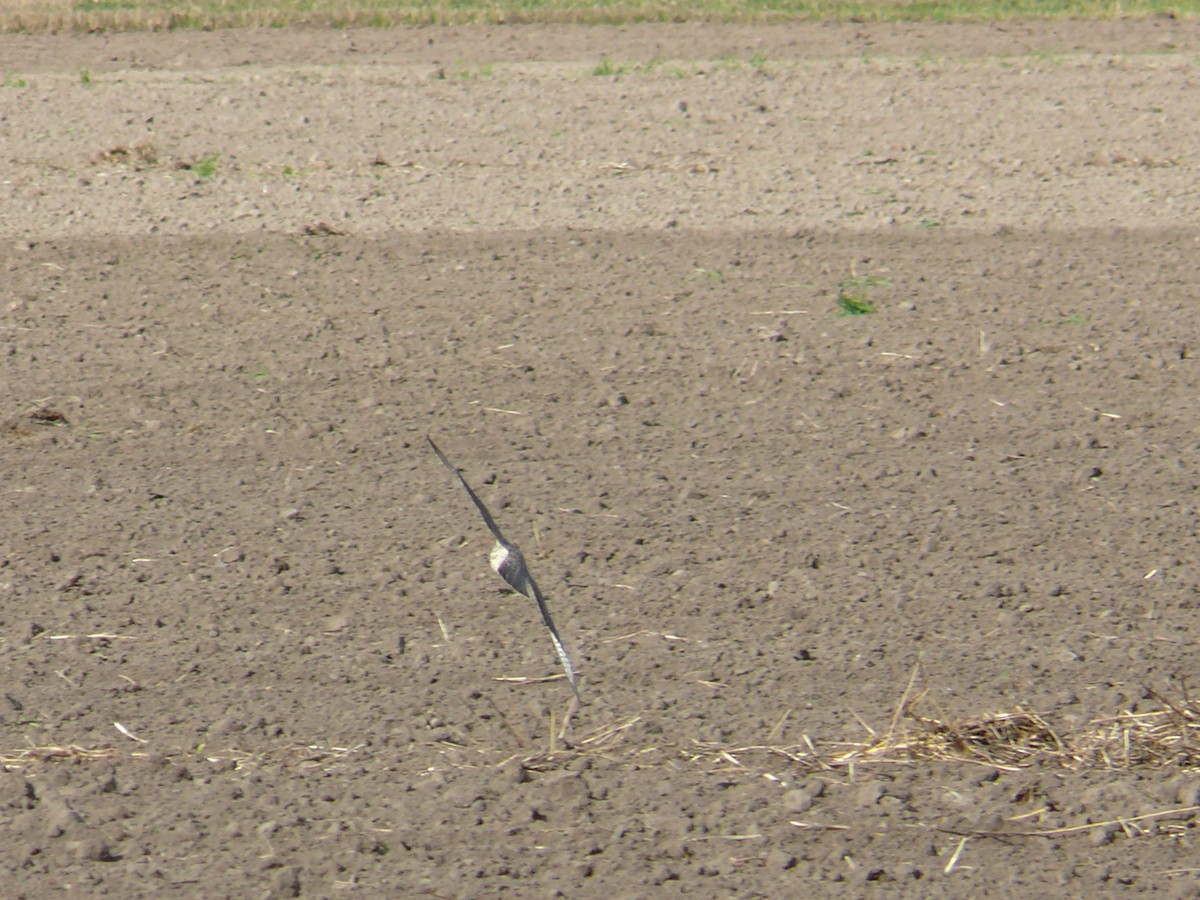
[13,621,44,644]
[266,865,301,899]
[1176,778,1200,808]
[68,837,115,862]
[782,788,814,814]
[321,614,350,633]
[208,714,241,736]
[545,772,588,809]
[57,571,83,592]
[505,761,532,785]
[256,820,279,837]
[765,848,797,870]
[651,864,680,885]
[0,776,35,811]
[42,799,83,837]
[856,782,885,807]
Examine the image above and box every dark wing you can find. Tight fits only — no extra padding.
[428,436,508,547]
[524,569,582,702]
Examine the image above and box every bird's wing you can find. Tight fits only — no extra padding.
[430,434,582,702]
[525,570,582,702]
[428,436,508,546]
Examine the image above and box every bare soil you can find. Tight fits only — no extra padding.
[2,20,1200,897]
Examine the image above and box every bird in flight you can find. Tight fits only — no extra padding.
[428,436,581,701]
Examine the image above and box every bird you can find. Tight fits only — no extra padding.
[428,435,581,702]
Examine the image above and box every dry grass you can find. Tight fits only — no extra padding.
[1,0,1197,33]
[689,669,1200,777]
[94,142,159,169]
[494,667,1200,782]
[0,740,373,774]
[205,741,370,772]
[7,670,1199,791]
[1075,685,1200,771]
[0,744,119,767]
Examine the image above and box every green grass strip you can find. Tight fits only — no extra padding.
[2,0,1197,33]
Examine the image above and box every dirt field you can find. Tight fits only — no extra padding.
[3,19,1200,897]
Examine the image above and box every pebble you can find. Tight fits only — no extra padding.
[782,788,815,814]
[855,782,885,807]
[68,836,114,862]
[266,865,301,899]
[765,848,797,870]
[42,799,83,837]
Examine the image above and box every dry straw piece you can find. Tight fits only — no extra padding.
[7,662,1199,827]
[691,666,1200,777]
[1,744,118,769]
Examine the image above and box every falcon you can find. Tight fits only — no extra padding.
[428,436,581,701]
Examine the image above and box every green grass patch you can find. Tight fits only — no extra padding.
[835,273,890,316]
[836,293,875,316]
[1039,312,1089,326]
[593,57,626,76]
[452,62,496,79]
[0,0,1194,33]
[189,153,220,180]
[593,56,691,77]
